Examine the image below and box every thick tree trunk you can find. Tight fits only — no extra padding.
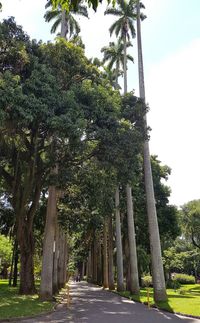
[115,187,124,291]
[103,217,109,288]
[18,227,36,294]
[126,184,140,294]
[136,0,167,302]
[39,185,57,300]
[108,216,115,290]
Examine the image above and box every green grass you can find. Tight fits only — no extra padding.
[0,280,54,319]
[117,284,200,317]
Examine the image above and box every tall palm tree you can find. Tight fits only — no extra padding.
[44,0,88,39]
[105,0,136,93]
[136,0,167,301]
[101,39,133,89]
[106,0,140,295]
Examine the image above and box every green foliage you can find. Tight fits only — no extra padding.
[180,199,200,249]
[174,273,195,285]
[52,0,116,12]
[0,234,12,267]
[141,275,152,287]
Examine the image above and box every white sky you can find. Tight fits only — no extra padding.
[1,0,200,207]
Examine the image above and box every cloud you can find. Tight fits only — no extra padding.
[146,39,200,205]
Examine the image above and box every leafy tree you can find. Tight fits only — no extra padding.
[0,19,99,294]
[181,199,200,249]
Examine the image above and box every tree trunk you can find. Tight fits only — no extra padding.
[18,227,36,294]
[87,249,92,282]
[62,233,68,285]
[9,240,16,286]
[108,215,115,290]
[103,217,109,288]
[82,262,85,279]
[13,244,19,287]
[39,185,57,300]
[93,238,98,283]
[61,10,68,38]
[53,224,59,294]
[97,239,102,285]
[115,187,124,291]
[123,34,127,94]
[58,230,66,288]
[136,0,167,302]
[126,184,140,294]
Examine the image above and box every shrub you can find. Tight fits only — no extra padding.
[167,279,181,290]
[174,274,195,284]
[141,275,152,287]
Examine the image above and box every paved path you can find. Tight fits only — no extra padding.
[14,281,200,323]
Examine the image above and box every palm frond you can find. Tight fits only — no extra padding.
[104,8,123,16]
[45,0,52,9]
[50,17,62,34]
[115,18,123,37]
[128,21,136,38]
[127,54,134,63]
[118,0,128,13]
[44,9,60,22]
[69,15,80,38]
[73,5,89,18]
[109,18,122,37]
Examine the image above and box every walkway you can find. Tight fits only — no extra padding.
[17,281,200,323]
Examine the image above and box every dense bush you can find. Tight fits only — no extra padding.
[174,273,195,284]
[167,279,181,290]
[141,275,152,287]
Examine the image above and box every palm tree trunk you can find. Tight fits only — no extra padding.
[61,10,68,38]
[103,217,109,288]
[115,187,124,291]
[39,184,57,300]
[97,238,102,285]
[108,215,115,290]
[123,34,127,94]
[126,184,140,294]
[53,223,59,294]
[123,26,139,295]
[94,238,98,283]
[136,0,167,302]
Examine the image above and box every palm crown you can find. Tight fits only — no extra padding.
[101,39,133,71]
[44,0,88,38]
[105,0,137,40]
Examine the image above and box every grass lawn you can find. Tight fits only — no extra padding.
[0,280,54,320]
[117,284,200,317]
